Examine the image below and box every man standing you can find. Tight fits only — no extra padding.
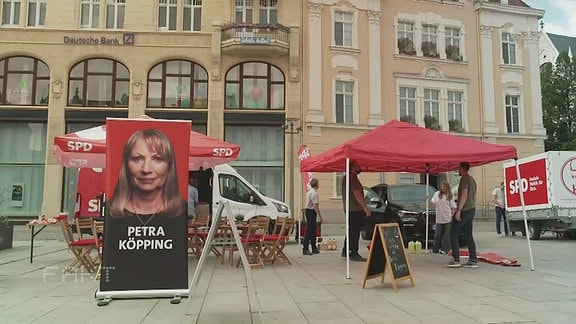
[493,181,508,237]
[446,162,478,268]
[303,178,323,255]
[341,161,371,262]
[187,178,199,220]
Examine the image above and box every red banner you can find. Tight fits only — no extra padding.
[76,168,105,217]
[101,118,190,293]
[505,158,549,208]
[298,145,314,192]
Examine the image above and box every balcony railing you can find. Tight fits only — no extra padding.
[221,23,291,45]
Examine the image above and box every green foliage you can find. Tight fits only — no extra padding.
[541,52,576,151]
[423,115,441,130]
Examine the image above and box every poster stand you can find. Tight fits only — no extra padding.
[189,201,264,321]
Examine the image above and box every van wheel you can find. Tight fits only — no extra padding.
[529,223,542,240]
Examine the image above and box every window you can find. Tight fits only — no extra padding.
[505,95,520,133]
[502,32,516,65]
[423,89,440,129]
[183,0,202,31]
[235,0,253,23]
[158,0,177,30]
[399,87,416,124]
[0,56,50,106]
[421,25,438,58]
[445,27,460,60]
[0,122,46,216]
[398,173,416,184]
[68,58,130,107]
[335,80,354,123]
[397,21,415,55]
[80,0,99,28]
[147,60,208,108]
[27,0,46,26]
[447,91,463,131]
[106,0,125,29]
[334,11,353,47]
[225,62,284,110]
[225,125,284,200]
[334,172,343,197]
[2,0,20,25]
[259,0,276,24]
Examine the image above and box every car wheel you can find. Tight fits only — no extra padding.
[529,223,542,240]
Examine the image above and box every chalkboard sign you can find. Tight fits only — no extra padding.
[362,223,414,291]
[381,225,410,279]
[364,224,386,280]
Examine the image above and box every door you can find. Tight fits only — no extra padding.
[215,172,267,220]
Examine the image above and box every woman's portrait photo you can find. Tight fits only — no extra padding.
[108,128,187,219]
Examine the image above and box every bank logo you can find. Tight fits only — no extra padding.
[123,33,135,45]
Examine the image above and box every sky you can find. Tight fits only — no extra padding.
[522,0,576,37]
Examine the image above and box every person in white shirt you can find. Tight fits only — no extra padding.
[431,181,456,254]
[492,181,508,237]
[303,178,323,255]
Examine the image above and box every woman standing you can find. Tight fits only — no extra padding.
[431,181,456,254]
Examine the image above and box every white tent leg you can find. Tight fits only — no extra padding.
[425,172,430,253]
[514,160,535,270]
[345,158,350,279]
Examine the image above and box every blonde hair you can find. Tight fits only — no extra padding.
[439,181,453,201]
[109,129,185,218]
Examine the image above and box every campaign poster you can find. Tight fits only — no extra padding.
[100,118,190,292]
[505,158,549,210]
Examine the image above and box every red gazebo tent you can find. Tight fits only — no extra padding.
[301,120,534,277]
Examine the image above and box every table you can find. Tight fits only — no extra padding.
[27,219,65,263]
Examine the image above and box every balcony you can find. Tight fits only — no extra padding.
[220,23,291,56]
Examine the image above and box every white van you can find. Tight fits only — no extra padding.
[190,164,291,223]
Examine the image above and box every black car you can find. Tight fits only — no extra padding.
[362,184,438,247]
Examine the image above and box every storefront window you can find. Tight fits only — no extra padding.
[0,122,46,216]
[225,125,284,200]
[225,62,284,110]
[147,60,208,109]
[67,58,129,107]
[0,56,50,106]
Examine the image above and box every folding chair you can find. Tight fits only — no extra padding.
[59,221,96,273]
[75,217,94,239]
[188,214,211,258]
[262,217,295,265]
[91,220,104,280]
[236,217,269,268]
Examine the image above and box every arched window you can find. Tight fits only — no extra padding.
[225,62,284,110]
[68,58,129,107]
[147,60,208,108]
[0,56,50,106]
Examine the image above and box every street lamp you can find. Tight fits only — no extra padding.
[282,117,302,219]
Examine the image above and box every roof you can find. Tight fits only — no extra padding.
[487,0,529,7]
[547,33,576,57]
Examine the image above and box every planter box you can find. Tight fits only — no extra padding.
[0,222,14,250]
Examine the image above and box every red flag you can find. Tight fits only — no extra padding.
[297,145,314,192]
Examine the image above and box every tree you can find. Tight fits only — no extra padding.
[541,52,576,151]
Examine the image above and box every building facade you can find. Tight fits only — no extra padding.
[302,0,546,220]
[0,0,302,218]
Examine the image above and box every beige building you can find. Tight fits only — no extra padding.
[301,0,546,220]
[0,0,302,218]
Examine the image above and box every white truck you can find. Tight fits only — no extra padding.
[503,151,576,239]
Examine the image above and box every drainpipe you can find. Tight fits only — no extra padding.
[475,3,488,219]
